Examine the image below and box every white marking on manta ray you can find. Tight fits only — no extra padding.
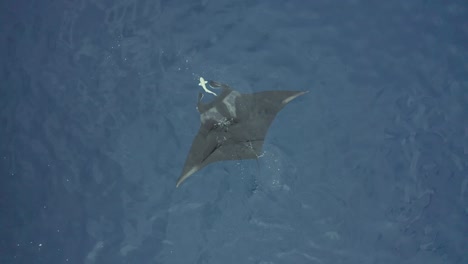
[199,77,217,96]
[282,91,308,104]
[222,91,240,118]
[176,166,199,188]
[200,107,223,124]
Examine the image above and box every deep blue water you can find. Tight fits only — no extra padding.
[1,0,467,263]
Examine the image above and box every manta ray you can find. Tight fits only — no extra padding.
[176,77,307,187]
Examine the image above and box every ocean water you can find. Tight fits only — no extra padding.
[0,0,467,263]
